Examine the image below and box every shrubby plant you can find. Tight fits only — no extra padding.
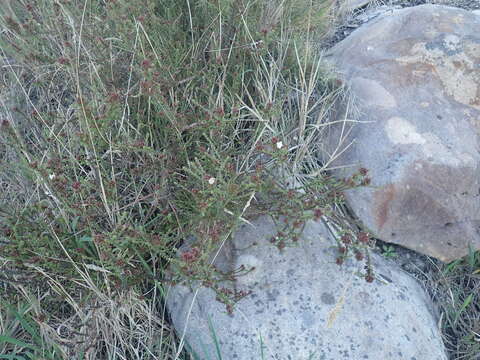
[0,0,373,358]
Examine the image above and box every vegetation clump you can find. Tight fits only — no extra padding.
[0,0,380,358]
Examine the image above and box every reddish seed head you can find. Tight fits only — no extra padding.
[359,167,368,176]
[255,162,263,172]
[338,246,347,254]
[58,57,69,65]
[214,107,224,116]
[141,59,151,69]
[357,231,370,244]
[361,177,371,186]
[355,251,364,261]
[293,221,303,229]
[314,209,323,220]
[336,257,344,266]
[181,247,200,263]
[341,234,352,244]
[271,137,278,144]
[108,92,120,103]
[72,181,81,190]
[365,274,374,283]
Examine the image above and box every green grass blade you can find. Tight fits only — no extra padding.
[207,317,223,360]
[0,355,28,360]
[443,259,462,275]
[0,335,40,352]
[454,293,474,325]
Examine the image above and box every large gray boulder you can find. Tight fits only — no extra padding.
[167,216,447,360]
[324,4,480,262]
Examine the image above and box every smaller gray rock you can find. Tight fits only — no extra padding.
[167,216,447,360]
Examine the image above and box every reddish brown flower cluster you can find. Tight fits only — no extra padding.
[108,92,120,103]
[293,220,303,229]
[255,143,265,152]
[358,168,371,185]
[214,107,224,116]
[355,251,364,261]
[150,234,163,247]
[340,234,352,244]
[215,287,252,315]
[313,209,323,221]
[181,247,200,263]
[140,80,155,96]
[250,174,261,184]
[57,57,69,65]
[357,231,370,244]
[2,227,12,237]
[343,177,356,187]
[361,177,371,186]
[141,59,151,69]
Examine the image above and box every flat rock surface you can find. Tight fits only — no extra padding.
[324,4,480,262]
[167,216,447,360]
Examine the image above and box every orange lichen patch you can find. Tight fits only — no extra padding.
[374,183,396,230]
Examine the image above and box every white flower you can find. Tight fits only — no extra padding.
[48,173,56,180]
[276,141,283,149]
[208,177,216,185]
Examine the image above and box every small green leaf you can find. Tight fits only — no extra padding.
[454,293,474,325]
